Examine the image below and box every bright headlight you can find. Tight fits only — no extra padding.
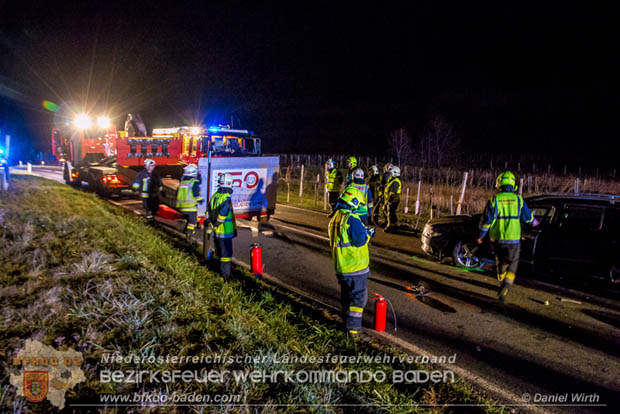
[97,116,111,129]
[190,126,202,135]
[74,113,92,129]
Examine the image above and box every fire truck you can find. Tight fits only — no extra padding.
[51,114,279,221]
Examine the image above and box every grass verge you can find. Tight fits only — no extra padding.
[1,175,505,413]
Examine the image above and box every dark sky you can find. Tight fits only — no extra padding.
[0,1,617,164]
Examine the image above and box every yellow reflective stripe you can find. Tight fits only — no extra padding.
[350,306,363,313]
[220,257,232,262]
[481,223,491,229]
[217,214,227,221]
[505,271,516,281]
[348,330,358,334]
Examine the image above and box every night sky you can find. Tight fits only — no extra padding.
[0,1,617,165]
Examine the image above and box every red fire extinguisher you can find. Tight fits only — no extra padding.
[372,292,397,332]
[250,243,264,278]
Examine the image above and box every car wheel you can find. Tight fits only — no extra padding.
[452,240,481,268]
[610,265,620,285]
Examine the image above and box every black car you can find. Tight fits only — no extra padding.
[421,193,620,285]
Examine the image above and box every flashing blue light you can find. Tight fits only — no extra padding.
[0,147,4,154]
[208,127,219,132]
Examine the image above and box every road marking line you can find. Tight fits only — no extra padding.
[271,220,329,241]
[277,203,329,216]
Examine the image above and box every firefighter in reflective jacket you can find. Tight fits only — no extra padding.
[373,163,392,224]
[367,165,381,224]
[477,171,539,302]
[345,156,358,186]
[175,164,203,235]
[325,158,344,216]
[208,173,237,279]
[132,158,162,219]
[383,165,401,232]
[328,187,375,336]
[348,168,373,225]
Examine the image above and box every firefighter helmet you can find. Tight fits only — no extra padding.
[369,165,379,175]
[390,166,401,177]
[339,187,365,210]
[218,172,233,188]
[346,156,358,169]
[144,158,156,168]
[326,158,336,169]
[183,164,198,177]
[353,168,365,181]
[496,171,517,190]
[383,162,393,173]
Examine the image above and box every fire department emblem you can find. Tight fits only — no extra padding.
[23,371,48,403]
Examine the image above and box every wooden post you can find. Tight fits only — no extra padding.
[286,167,291,202]
[519,178,524,196]
[299,164,305,203]
[429,187,434,220]
[404,187,410,214]
[456,171,468,215]
[415,180,421,215]
[574,178,580,193]
[450,195,454,215]
[314,174,319,206]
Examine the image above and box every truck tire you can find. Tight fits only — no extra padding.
[452,240,481,268]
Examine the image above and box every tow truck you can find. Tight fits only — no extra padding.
[51,114,278,221]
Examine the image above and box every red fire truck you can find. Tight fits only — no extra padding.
[51,115,278,221]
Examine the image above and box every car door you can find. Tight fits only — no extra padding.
[536,203,605,279]
[520,204,555,265]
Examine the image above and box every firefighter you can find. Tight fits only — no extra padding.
[208,173,237,279]
[345,156,358,186]
[477,171,539,302]
[348,168,373,225]
[328,187,375,336]
[373,163,392,224]
[325,158,344,216]
[175,164,203,235]
[367,165,381,224]
[383,165,401,232]
[132,158,162,219]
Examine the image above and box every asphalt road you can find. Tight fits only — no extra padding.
[18,165,620,413]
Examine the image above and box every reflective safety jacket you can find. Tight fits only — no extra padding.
[209,188,237,238]
[176,176,202,212]
[349,180,374,218]
[132,169,162,199]
[325,168,343,192]
[479,190,534,244]
[328,208,370,277]
[384,177,402,203]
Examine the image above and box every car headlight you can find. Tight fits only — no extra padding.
[423,224,442,238]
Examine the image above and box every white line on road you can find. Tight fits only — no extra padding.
[270,219,329,242]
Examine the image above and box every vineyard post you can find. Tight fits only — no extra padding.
[299,164,305,203]
[450,195,454,215]
[404,187,410,214]
[314,174,319,206]
[519,178,524,196]
[456,171,468,215]
[415,180,421,215]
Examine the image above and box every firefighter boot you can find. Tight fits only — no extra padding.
[497,272,516,302]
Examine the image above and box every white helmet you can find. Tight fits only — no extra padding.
[144,158,156,168]
[218,172,233,188]
[353,167,365,180]
[326,159,335,169]
[183,164,198,177]
[369,165,379,175]
[390,166,401,177]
